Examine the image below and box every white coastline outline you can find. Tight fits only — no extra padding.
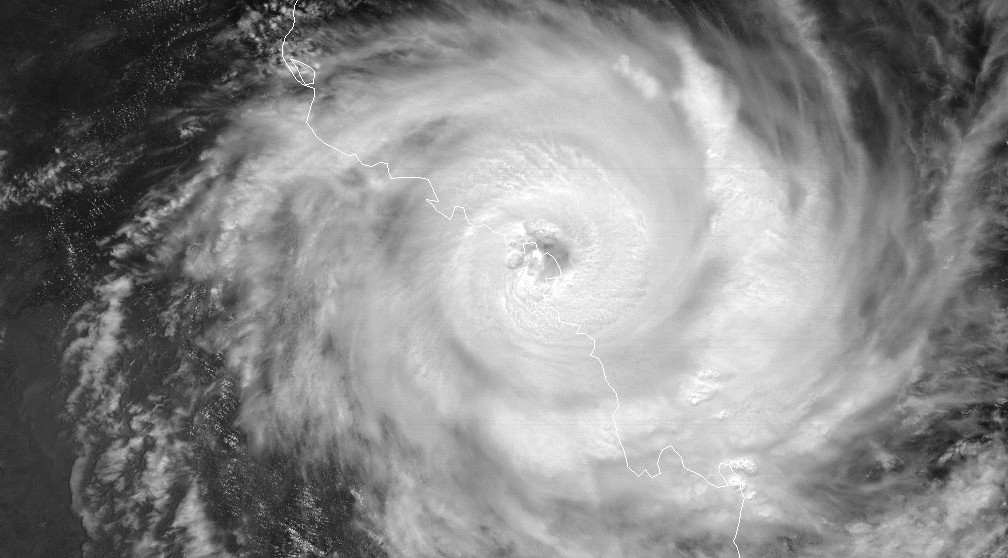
[279,2,745,556]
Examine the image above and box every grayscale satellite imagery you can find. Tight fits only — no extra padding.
[1,0,1007,557]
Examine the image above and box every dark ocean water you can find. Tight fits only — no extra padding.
[2,0,1007,557]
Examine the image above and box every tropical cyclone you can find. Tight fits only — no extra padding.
[275,0,839,553]
[62,0,1008,557]
[257,1,987,555]
[272,3,766,553]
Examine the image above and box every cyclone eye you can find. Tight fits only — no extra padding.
[502,219,571,282]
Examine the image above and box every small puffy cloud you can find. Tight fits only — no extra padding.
[614,54,660,99]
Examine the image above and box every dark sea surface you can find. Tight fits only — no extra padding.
[1,1,1007,557]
